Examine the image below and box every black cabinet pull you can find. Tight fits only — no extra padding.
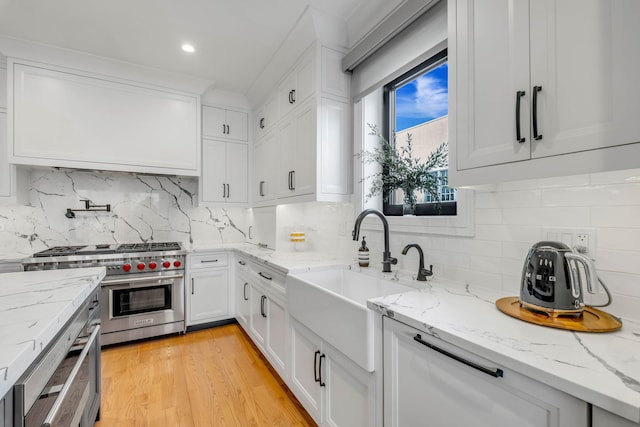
[222,123,226,134]
[532,85,543,140]
[314,350,321,382]
[290,171,295,190]
[191,278,195,295]
[291,89,296,104]
[413,334,504,378]
[261,295,267,318]
[259,118,265,129]
[515,90,526,143]
[258,272,272,280]
[259,181,265,197]
[243,282,248,301]
[226,124,230,135]
[226,183,230,199]
[222,183,226,198]
[319,354,326,387]
[238,260,246,266]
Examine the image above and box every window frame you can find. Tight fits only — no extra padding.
[382,49,456,217]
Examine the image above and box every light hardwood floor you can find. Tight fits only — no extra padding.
[94,323,316,427]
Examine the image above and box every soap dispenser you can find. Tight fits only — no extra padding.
[358,236,370,267]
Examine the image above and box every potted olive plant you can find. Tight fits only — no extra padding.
[357,124,448,215]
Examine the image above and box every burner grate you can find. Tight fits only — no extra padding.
[33,246,88,257]
[116,242,181,253]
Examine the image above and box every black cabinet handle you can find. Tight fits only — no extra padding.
[238,260,246,266]
[222,183,226,198]
[413,334,503,378]
[261,295,267,318]
[291,89,296,104]
[515,90,526,143]
[290,171,295,190]
[243,282,248,301]
[259,181,265,197]
[191,278,195,295]
[258,272,272,281]
[319,354,326,387]
[314,350,321,382]
[226,124,230,135]
[259,118,265,129]
[226,183,230,199]
[533,86,543,140]
[222,124,226,134]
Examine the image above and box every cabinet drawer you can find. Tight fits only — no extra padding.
[189,252,228,269]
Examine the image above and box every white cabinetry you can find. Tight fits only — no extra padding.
[202,105,248,142]
[251,44,352,207]
[0,60,26,205]
[449,0,640,186]
[383,317,588,427]
[186,252,233,326]
[290,318,376,427]
[199,103,249,206]
[235,258,288,380]
[9,60,200,176]
[200,139,248,204]
[593,406,640,427]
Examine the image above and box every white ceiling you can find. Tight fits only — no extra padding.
[0,0,365,94]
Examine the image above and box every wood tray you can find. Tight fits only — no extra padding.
[496,297,622,332]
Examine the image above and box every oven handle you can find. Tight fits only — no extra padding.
[101,273,184,286]
[42,324,101,427]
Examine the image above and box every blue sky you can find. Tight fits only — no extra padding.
[395,62,448,131]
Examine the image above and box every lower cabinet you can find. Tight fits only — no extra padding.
[235,268,250,329]
[592,406,640,427]
[383,317,588,427]
[0,388,11,427]
[290,318,376,427]
[186,252,233,326]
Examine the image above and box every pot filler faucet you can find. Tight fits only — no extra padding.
[352,209,397,273]
[402,244,433,281]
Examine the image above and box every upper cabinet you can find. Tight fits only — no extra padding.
[202,105,248,142]
[252,44,352,207]
[199,103,249,206]
[8,59,201,176]
[449,0,640,186]
[0,60,26,205]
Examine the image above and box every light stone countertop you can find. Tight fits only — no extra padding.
[0,267,106,399]
[367,278,640,424]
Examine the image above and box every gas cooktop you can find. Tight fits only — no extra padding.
[32,242,182,257]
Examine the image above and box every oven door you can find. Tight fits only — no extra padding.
[100,274,185,335]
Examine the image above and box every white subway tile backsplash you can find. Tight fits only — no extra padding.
[589,168,640,185]
[474,209,503,225]
[474,224,543,243]
[497,174,590,191]
[501,207,590,227]
[592,206,640,228]
[541,185,640,207]
[595,249,640,275]
[597,228,640,251]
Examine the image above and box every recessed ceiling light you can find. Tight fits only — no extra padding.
[181,44,195,53]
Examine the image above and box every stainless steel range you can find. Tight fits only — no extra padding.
[23,242,186,346]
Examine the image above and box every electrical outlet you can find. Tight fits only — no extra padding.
[543,227,596,260]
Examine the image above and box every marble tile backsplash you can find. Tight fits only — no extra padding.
[0,168,247,257]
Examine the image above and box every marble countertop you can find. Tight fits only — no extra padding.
[186,242,352,274]
[0,267,106,399]
[367,278,640,423]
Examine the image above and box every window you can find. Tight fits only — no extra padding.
[382,49,456,216]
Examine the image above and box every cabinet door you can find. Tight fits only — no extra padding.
[250,284,267,349]
[201,139,227,203]
[529,0,640,158]
[0,67,6,108]
[323,345,376,427]
[290,320,323,424]
[225,142,248,203]
[253,133,277,202]
[266,296,287,378]
[277,115,296,197]
[383,317,587,427]
[188,269,229,325]
[452,0,531,170]
[235,272,250,329]
[291,100,315,197]
[202,105,227,139]
[319,98,350,196]
[0,113,10,198]
[225,110,248,142]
